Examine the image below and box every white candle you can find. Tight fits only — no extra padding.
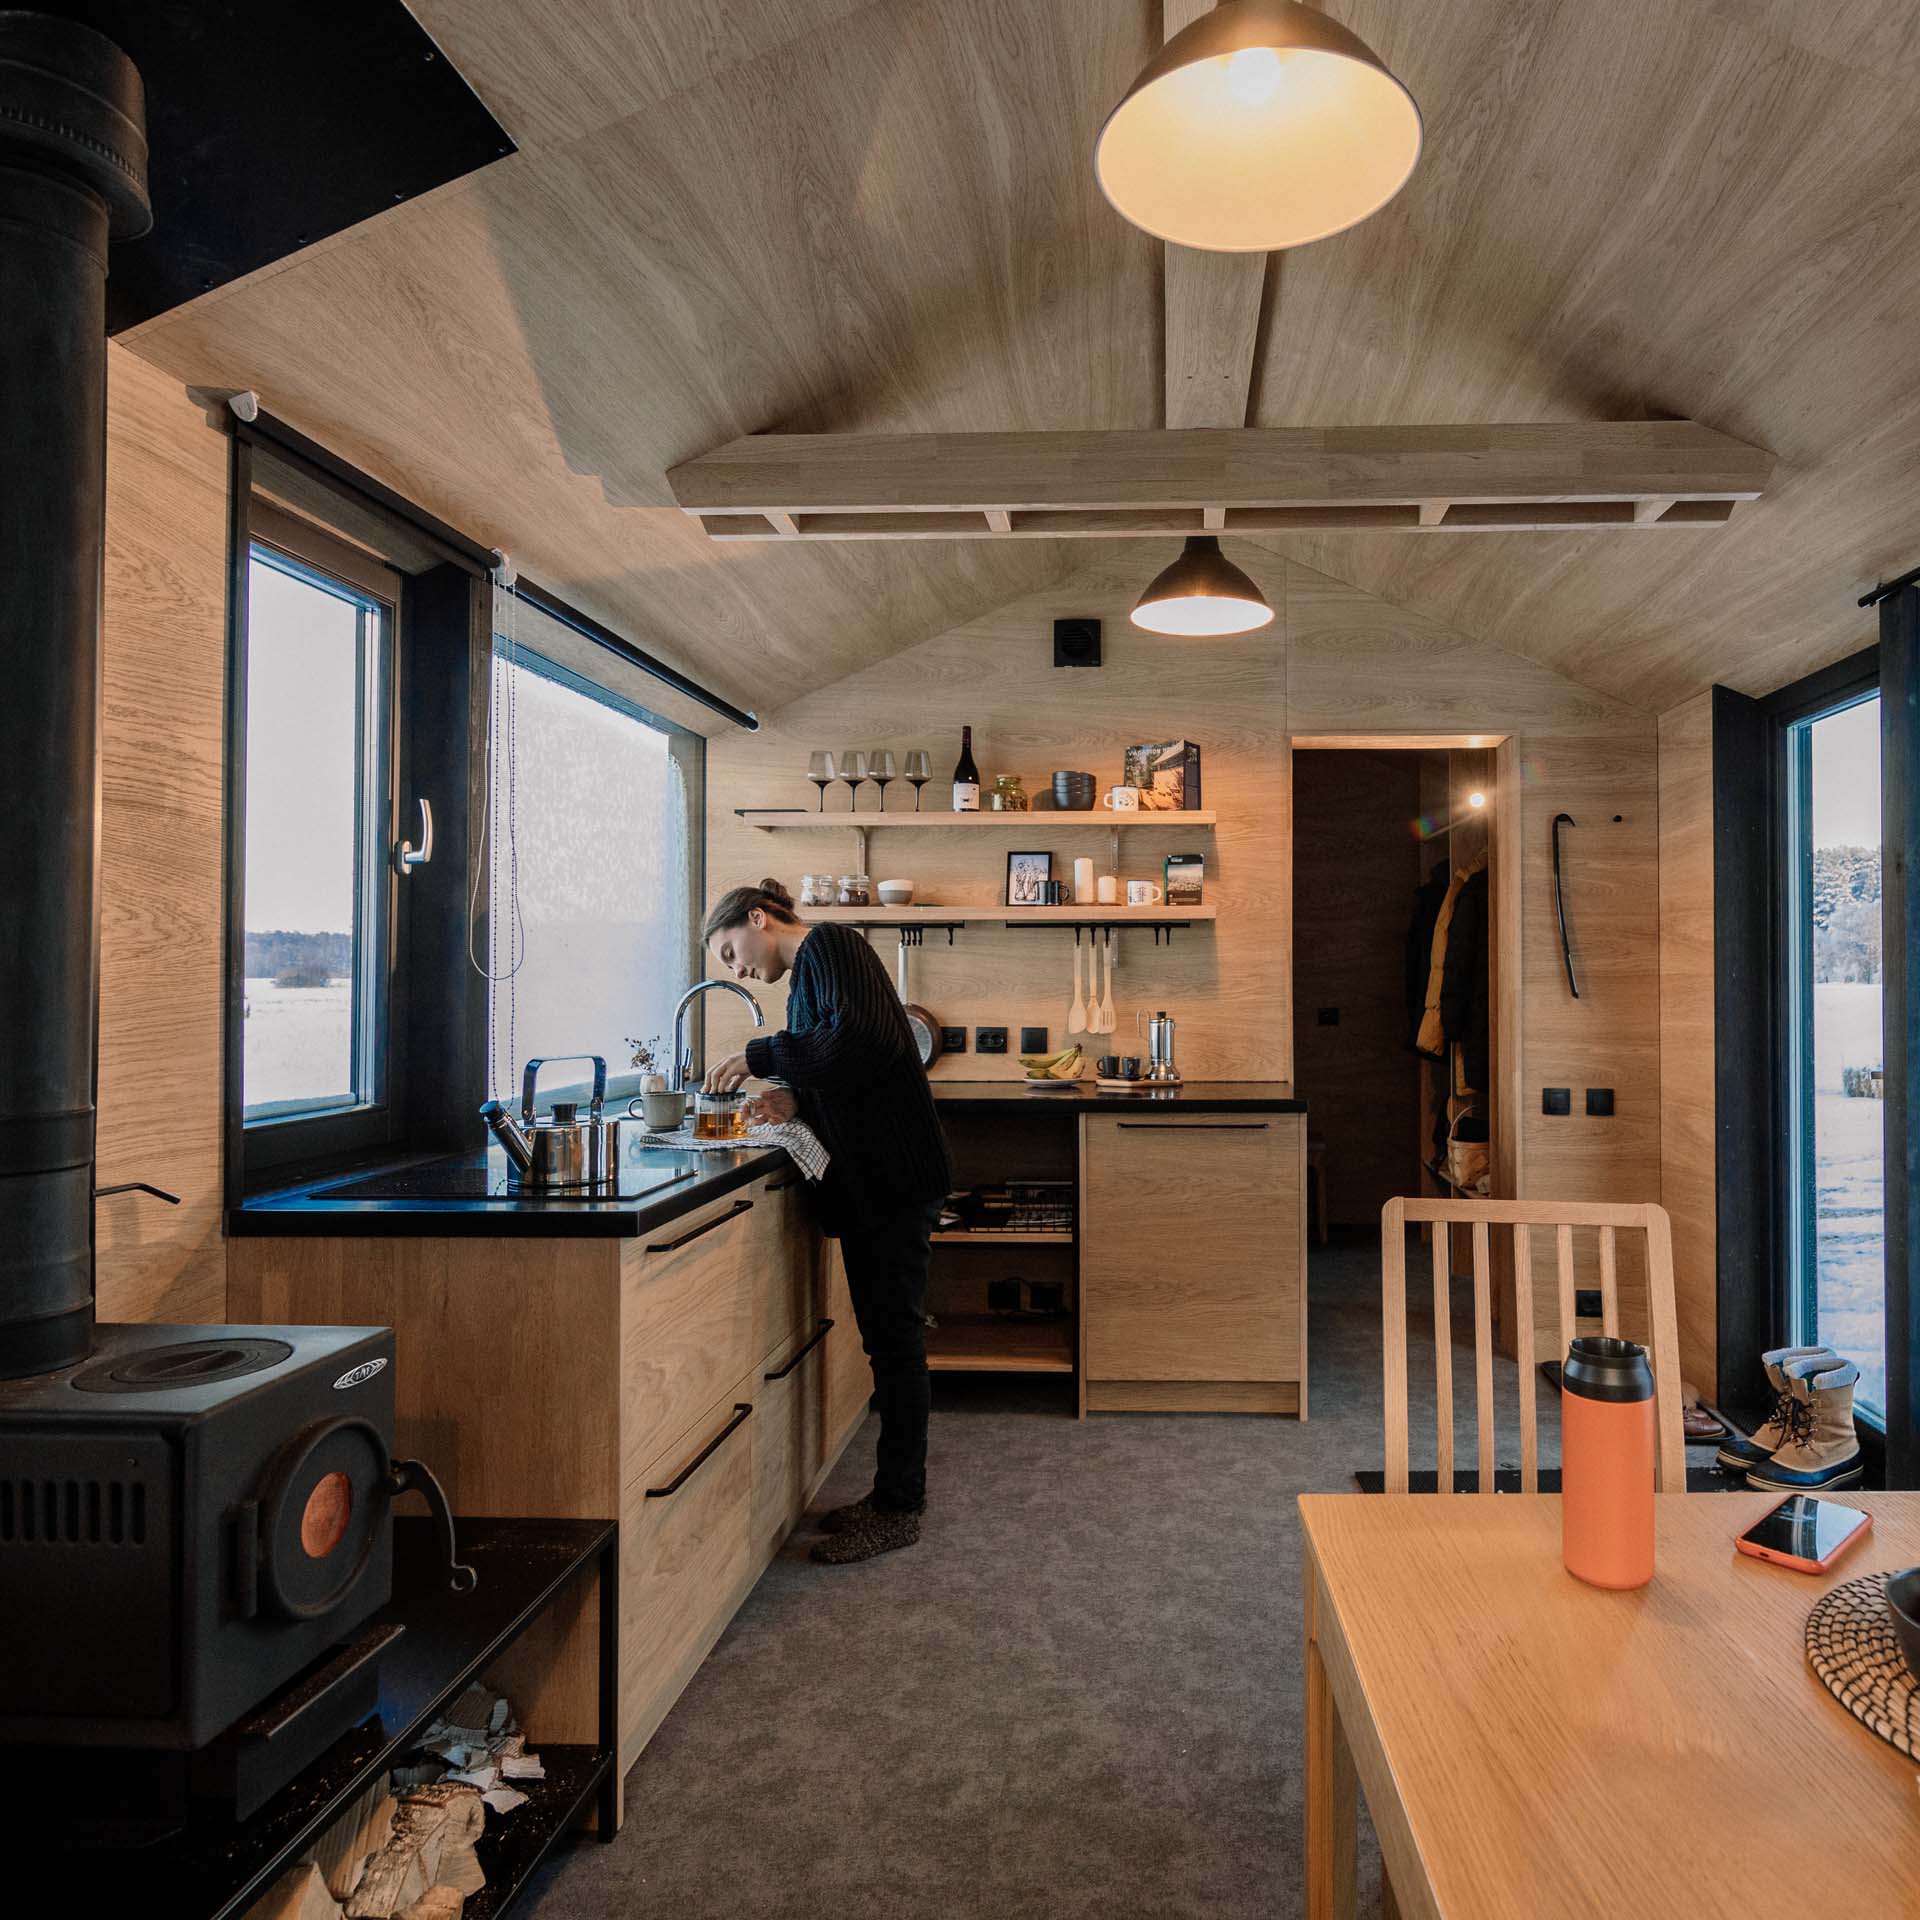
[1073,857,1095,904]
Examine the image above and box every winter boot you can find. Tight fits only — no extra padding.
[1745,1355,1865,1493]
[1716,1345,1834,1474]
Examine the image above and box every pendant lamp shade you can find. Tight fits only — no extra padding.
[1131,537,1273,636]
[1095,0,1421,252]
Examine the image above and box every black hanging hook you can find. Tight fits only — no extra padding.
[1551,813,1580,999]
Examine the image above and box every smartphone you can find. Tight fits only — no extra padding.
[1735,1493,1872,1573]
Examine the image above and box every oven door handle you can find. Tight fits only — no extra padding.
[387,1456,479,1592]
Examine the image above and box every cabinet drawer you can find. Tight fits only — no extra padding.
[620,1191,759,1486]
[620,1383,757,1765]
[752,1316,831,1554]
[749,1169,817,1368]
[1082,1112,1302,1382]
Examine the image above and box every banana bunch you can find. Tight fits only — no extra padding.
[1020,1044,1083,1080]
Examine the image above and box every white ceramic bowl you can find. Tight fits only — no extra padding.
[877,880,915,905]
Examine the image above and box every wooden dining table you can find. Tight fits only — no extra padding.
[1299,1491,1920,1918]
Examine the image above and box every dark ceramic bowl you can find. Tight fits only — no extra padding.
[1887,1567,1920,1681]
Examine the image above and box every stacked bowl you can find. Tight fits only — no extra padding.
[1051,769,1096,811]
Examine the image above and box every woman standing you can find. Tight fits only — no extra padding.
[702,879,953,1565]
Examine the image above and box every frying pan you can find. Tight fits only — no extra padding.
[895,931,943,1066]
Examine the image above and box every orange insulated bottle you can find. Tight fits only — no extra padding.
[1561,1336,1656,1590]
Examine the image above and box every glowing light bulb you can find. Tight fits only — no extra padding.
[1467,791,1487,809]
[1225,45,1285,109]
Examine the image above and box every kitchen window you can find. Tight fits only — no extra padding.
[481,630,701,1108]
[241,532,397,1138]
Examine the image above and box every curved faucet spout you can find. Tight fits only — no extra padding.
[670,978,765,1091]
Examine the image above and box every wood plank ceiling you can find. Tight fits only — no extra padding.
[123,0,1920,720]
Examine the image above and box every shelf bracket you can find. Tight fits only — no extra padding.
[852,823,870,874]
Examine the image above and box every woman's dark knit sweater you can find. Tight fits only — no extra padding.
[742,924,953,1228]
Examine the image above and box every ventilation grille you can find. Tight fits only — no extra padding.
[0,1477,148,1545]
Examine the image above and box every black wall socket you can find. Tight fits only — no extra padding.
[1542,1086,1571,1115]
[1586,1087,1615,1116]
[1028,1280,1066,1314]
[987,1278,1021,1313]
[976,1026,1008,1054]
[940,1026,967,1053]
[1020,1026,1049,1054]
[1575,1288,1602,1319]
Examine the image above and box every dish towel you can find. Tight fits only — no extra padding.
[632,1118,830,1183]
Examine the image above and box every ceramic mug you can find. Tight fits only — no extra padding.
[636,1089,688,1131]
[1126,880,1163,906]
[1103,786,1140,812]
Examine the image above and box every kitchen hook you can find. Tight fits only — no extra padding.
[1551,812,1580,999]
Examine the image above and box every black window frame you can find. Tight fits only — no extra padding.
[227,485,410,1183]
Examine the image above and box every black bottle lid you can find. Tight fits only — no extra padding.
[1563,1335,1654,1403]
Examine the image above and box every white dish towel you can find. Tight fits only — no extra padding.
[632,1118,830,1183]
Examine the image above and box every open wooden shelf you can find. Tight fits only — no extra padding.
[804,904,1214,925]
[931,1228,1073,1245]
[739,809,1215,830]
[926,1313,1075,1374]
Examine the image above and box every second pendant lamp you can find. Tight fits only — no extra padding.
[1131,537,1273,636]
[1095,0,1421,252]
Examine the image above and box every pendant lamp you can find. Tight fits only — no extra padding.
[1095,0,1421,252]
[1131,537,1273,636]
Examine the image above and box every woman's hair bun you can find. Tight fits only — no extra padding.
[758,877,793,907]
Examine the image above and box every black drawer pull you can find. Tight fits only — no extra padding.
[645,1197,754,1254]
[1115,1121,1270,1131]
[644,1403,753,1498]
[764,1318,834,1381]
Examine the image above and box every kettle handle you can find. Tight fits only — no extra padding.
[519,1055,607,1123]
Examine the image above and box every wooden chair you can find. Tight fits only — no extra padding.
[1380,1197,1687,1494]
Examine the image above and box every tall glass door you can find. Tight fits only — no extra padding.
[1786,693,1885,1421]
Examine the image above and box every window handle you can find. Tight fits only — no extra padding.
[394,796,433,877]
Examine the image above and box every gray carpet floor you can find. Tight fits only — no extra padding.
[525,1227,1568,1918]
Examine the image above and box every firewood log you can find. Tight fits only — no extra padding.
[249,1860,342,1920]
[396,1889,465,1920]
[312,1781,395,1901]
[344,1799,450,1919]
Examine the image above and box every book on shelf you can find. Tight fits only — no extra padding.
[1122,738,1203,810]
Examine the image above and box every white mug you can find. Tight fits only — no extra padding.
[1126,880,1163,906]
[1103,786,1140,812]
[1096,874,1119,904]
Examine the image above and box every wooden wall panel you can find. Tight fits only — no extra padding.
[1659,692,1717,1390]
[706,554,1288,1082]
[1292,750,1422,1225]
[96,349,230,1325]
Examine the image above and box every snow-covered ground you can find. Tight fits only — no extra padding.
[1813,984,1884,1412]
[243,977,353,1113]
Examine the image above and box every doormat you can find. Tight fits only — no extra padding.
[1353,1465,1746,1494]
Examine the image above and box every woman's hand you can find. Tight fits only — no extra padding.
[744,1085,798,1127]
[703,1051,754,1092]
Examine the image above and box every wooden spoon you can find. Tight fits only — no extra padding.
[1068,933,1087,1035]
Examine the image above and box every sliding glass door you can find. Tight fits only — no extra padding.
[1785,692,1885,1423]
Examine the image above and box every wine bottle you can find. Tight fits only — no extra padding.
[951,725,980,812]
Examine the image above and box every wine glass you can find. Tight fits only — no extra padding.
[903,749,932,811]
[867,748,897,813]
[807,750,837,811]
[838,748,868,811]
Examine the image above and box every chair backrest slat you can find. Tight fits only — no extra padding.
[1382,1198,1411,1494]
[1471,1220,1495,1494]
[1598,1223,1620,1338]
[1381,1199,1686,1497]
[1513,1224,1539,1493]
[1430,1226,1453,1495]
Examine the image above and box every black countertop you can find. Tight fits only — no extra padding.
[930,1078,1306,1112]
[233,1138,786,1238]
[231,1083,1305,1238]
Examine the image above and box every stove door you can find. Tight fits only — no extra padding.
[255,1416,389,1620]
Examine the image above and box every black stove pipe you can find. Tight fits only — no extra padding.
[0,15,150,1380]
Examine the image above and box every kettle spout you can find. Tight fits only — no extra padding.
[479,1099,533,1174]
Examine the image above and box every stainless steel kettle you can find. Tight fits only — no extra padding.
[480,1055,622,1187]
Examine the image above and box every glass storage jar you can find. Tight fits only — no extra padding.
[838,873,871,905]
[989,774,1030,811]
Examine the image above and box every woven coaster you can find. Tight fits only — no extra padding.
[1805,1571,1920,1759]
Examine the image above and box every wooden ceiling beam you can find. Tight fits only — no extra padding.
[1160,0,1268,431]
[670,422,1774,540]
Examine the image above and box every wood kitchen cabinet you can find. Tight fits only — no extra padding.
[1079,1111,1307,1415]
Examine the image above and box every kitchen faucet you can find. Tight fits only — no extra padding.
[670,978,765,1091]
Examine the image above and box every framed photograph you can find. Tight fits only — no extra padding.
[1005,849,1053,907]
